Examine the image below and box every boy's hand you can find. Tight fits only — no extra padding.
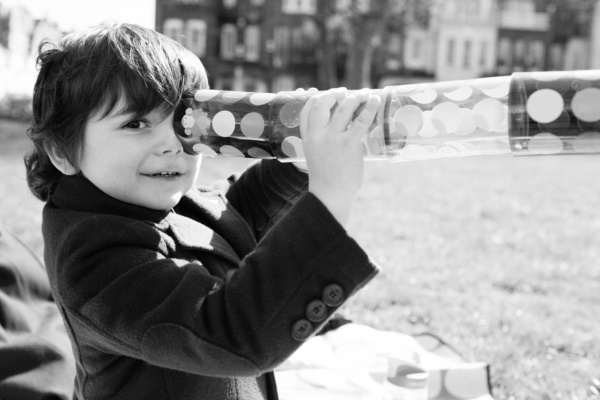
[299,88,381,226]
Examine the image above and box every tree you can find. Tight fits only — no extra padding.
[318,0,434,89]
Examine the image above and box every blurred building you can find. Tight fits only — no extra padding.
[155,0,600,90]
[432,0,498,81]
[155,0,322,91]
[0,2,62,99]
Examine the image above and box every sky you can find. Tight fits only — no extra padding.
[8,0,156,31]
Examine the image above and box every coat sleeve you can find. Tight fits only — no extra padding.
[45,193,379,379]
[217,159,309,240]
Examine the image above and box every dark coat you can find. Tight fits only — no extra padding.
[42,160,379,400]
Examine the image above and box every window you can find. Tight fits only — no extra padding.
[273,26,290,68]
[250,0,264,5]
[514,38,526,67]
[244,25,261,62]
[447,38,455,66]
[272,74,296,92]
[282,0,316,14]
[186,19,207,56]
[549,44,563,70]
[497,37,512,69]
[221,24,237,60]
[163,19,184,45]
[480,41,487,67]
[463,40,471,68]
[527,40,545,70]
[412,38,421,59]
[291,27,304,63]
[385,35,402,70]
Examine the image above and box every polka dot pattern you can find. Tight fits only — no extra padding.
[509,70,600,156]
[177,71,600,162]
[383,75,512,161]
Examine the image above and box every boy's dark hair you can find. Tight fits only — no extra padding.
[25,22,208,201]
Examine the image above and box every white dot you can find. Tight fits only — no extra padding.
[526,89,564,123]
[249,93,276,106]
[528,133,564,154]
[394,83,421,94]
[212,111,236,137]
[481,81,510,98]
[221,91,247,104]
[409,88,437,104]
[281,136,304,158]
[219,145,245,157]
[248,147,273,159]
[182,115,195,129]
[393,105,423,136]
[573,132,600,153]
[455,108,477,136]
[531,71,564,81]
[442,86,473,101]
[431,102,461,134]
[192,144,218,157]
[473,98,506,131]
[573,70,600,81]
[571,88,600,122]
[279,100,304,128]
[194,90,220,102]
[194,114,210,135]
[241,112,266,138]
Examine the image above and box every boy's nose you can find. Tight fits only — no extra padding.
[157,125,184,155]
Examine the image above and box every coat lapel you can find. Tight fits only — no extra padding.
[167,191,256,266]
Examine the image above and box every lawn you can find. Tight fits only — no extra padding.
[1,119,599,399]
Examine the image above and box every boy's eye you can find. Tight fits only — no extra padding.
[124,120,148,129]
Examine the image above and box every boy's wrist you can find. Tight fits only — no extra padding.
[309,189,355,227]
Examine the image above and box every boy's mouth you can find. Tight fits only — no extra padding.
[146,171,182,177]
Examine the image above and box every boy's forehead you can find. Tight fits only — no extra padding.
[88,96,129,121]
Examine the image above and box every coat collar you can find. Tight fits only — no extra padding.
[50,174,256,264]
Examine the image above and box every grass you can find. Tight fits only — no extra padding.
[2,119,599,399]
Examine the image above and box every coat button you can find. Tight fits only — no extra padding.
[322,284,345,307]
[291,319,313,342]
[305,300,328,323]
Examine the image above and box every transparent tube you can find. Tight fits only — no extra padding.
[174,70,600,162]
[509,70,600,156]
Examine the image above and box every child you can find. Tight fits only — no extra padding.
[25,22,381,400]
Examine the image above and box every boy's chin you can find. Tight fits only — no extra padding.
[139,194,184,211]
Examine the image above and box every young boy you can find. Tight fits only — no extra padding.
[25,22,381,400]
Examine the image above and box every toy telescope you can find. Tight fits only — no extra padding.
[174,70,600,162]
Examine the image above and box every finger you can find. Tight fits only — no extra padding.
[308,89,346,130]
[328,93,362,133]
[350,89,371,119]
[347,95,381,136]
[299,95,320,139]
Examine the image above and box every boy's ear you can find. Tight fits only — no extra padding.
[46,146,78,175]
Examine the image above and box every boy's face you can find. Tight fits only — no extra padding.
[80,100,202,210]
